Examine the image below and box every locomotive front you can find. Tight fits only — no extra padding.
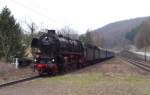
[31,29,85,75]
[31,30,59,75]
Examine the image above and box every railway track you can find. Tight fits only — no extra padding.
[120,57,150,72]
[0,57,114,89]
[0,75,40,89]
[120,50,150,62]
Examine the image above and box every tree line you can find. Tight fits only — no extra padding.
[0,7,23,61]
[0,7,98,62]
[125,20,150,49]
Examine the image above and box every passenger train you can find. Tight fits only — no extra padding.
[31,30,114,75]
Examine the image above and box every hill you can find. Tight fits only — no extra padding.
[93,17,150,50]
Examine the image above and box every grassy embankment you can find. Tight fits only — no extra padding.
[36,73,150,95]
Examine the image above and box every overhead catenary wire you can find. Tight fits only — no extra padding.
[9,0,58,28]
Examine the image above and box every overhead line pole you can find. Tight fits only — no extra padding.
[144,26,147,64]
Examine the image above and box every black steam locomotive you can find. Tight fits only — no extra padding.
[31,30,114,75]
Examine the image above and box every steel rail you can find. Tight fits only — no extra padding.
[120,57,150,72]
[0,75,40,89]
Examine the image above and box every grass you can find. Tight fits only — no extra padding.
[35,73,150,95]
[50,73,103,86]
[1,58,150,95]
[46,73,150,84]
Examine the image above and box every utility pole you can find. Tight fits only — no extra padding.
[145,46,147,64]
[144,27,147,64]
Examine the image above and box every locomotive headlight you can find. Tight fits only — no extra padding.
[34,59,37,62]
[51,58,55,62]
[45,37,48,39]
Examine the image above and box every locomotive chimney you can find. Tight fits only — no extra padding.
[47,30,56,35]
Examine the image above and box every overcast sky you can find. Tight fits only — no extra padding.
[1,0,150,34]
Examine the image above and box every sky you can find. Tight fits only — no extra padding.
[1,0,150,34]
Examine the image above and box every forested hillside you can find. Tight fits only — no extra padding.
[91,17,150,50]
[128,20,150,49]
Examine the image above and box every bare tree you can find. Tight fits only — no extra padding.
[27,22,37,38]
[134,20,150,48]
[58,26,79,39]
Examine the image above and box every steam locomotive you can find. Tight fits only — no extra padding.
[31,30,114,75]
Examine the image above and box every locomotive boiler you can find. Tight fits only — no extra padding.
[31,30,85,75]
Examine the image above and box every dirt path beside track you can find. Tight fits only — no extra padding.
[73,58,149,75]
[0,62,37,84]
[1,58,150,95]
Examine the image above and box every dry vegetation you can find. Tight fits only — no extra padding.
[0,58,150,95]
[0,62,37,84]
